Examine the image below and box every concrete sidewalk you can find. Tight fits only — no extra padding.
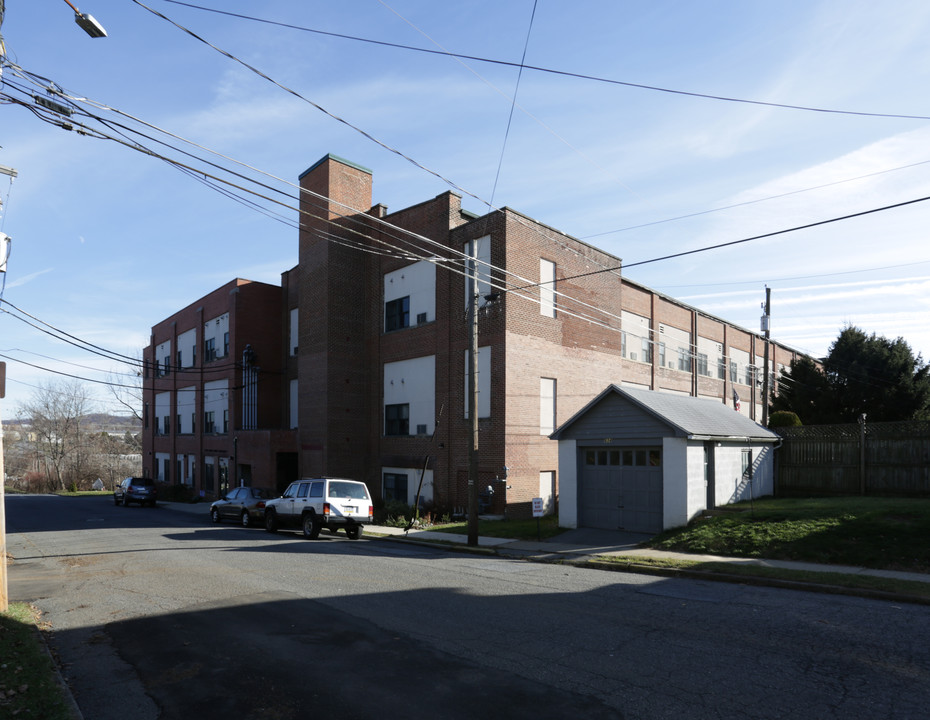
[162,501,930,593]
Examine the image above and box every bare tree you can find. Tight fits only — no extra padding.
[107,355,143,424]
[18,380,94,491]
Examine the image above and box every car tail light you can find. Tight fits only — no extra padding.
[323,502,331,517]
[257,501,265,509]
[367,506,373,522]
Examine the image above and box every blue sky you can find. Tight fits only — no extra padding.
[1,0,929,413]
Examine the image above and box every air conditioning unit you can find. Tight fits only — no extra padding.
[417,312,428,324]
[630,352,637,361]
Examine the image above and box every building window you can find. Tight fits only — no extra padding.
[742,449,752,479]
[678,348,691,372]
[223,331,229,357]
[718,357,727,380]
[539,258,556,318]
[385,296,410,332]
[641,337,652,364]
[163,416,170,435]
[204,338,216,363]
[659,342,666,368]
[745,365,755,387]
[540,377,556,435]
[697,353,709,377]
[730,360,738,382]
[204,410,216,434]
[223,409,229,434]
[385,404,409,436]
[383,473,409,502]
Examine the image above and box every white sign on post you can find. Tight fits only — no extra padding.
[532,497,544,518]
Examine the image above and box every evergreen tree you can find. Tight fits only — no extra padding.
[771,326,930,424]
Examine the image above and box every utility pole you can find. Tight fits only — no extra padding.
[1,361,7,611]
[466,245,479,547]
[761,286,771,426]
[0,1,108,612]
[0,161,15,612]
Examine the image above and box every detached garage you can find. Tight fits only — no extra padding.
[551,385,778,534]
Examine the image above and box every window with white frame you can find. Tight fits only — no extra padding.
[539,258,556,317]
[289,379,298,429]
[384,355,435,436]
[177,386,195,434]
[155,392,170,435]
[729,347,750,385]
[156,340,172,376]
[385,260,436,331]
[621,311,651,363]
[659,324,691,372]
[177,328,196,368]
[463,346,491,419]
[289,308,299,355]
[697,337,724,379]
[464,235,491,308]
[203,379,228,435]
[540,377,556,435]
[203,313,229,361]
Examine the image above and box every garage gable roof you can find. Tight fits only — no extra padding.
[551,385,778,442]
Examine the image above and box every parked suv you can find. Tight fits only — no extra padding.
[114,477,158,507]
[264,478,372,539]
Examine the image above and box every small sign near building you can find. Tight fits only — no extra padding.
[532,497,544,518]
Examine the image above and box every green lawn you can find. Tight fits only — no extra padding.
[428,514,563,541]
[646,496,930,573]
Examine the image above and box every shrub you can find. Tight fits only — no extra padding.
[769,410,802,428]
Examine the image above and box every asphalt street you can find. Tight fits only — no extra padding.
[7,494,930,720]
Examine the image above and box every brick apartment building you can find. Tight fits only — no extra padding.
[142,279,297,497]
[143,154,805,517]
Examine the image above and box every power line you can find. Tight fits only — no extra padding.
[489,0,537,208]
[160,0,930,121]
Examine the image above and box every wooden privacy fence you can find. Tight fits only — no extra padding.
[776,420,930,496]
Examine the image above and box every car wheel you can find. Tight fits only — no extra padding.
[346,526,363,540]
[264,511,278,533]
[240,510,251,528]
[302,513,321,540]
[211,508,221,524]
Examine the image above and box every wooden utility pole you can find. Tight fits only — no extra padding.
[1,362,8,611]
[761,286,771,427]
[466,249,479,547]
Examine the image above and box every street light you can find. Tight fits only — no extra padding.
[60,0,107,38]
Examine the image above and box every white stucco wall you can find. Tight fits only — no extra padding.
[381,466,434,505]
[662,437,690,529]
[384,355,436,435]
[557,438,578,528]
[384,260,436,326]
[713,442,774,505]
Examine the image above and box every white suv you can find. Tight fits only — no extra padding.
[264,478,373,539]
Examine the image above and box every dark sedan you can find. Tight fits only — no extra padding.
[210,486,273,527]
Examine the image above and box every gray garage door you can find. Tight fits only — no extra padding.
[578,448,663,534]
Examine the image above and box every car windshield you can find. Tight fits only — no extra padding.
[329,481,370,500]
[249,488,272,499]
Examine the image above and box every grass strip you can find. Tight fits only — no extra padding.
[593,555,930,600]
[0,603,74,720]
